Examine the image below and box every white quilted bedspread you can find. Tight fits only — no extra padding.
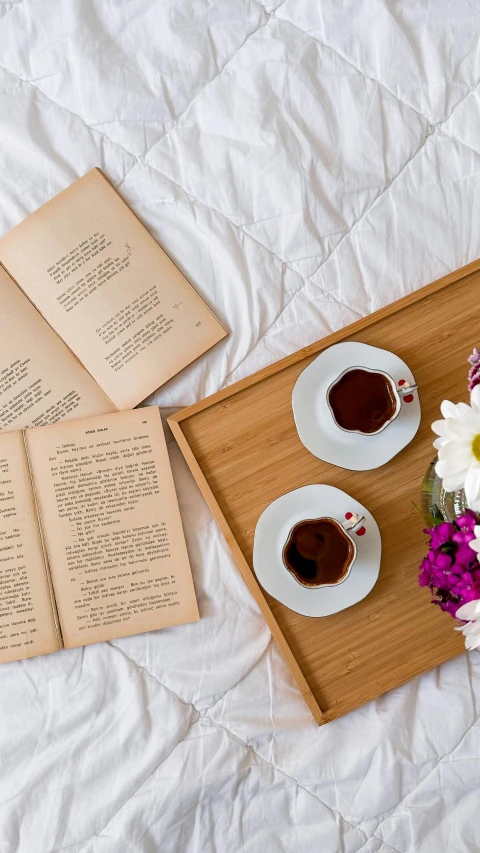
[1,2,480,852]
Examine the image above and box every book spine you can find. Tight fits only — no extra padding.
[21,429,64,651]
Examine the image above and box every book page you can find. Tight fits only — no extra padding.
[25,407,199,648]
[0,265,116,432]
[0,431,60,663]
[0,169,227,410]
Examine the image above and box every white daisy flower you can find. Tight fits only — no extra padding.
[469,525,480,554]
[432,385,480,511]
[456,599,480,650]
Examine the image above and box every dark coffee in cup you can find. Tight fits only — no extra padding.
[328,367,397,434]
[282,517,355,588]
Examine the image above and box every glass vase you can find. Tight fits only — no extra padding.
[420,458,468,527]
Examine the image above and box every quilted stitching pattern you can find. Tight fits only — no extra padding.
[0,2,479,850]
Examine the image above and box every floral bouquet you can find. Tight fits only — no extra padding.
[419,348,480,650]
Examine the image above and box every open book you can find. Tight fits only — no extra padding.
[0,407,199,663]
[0,168,226,431]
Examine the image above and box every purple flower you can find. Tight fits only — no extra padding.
[430,522,456,548]
[434,598,460,618]
[456,510,477,531]
[452,530,475,545]
[418,509,480,619]
[468,348,480,391]
[468,348,480,367]
[433,551,454,570]
[454,543,476,565]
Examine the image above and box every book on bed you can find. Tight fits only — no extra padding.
[0,168,226,432]
[0,406,199,663]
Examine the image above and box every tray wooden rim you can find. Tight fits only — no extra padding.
[168,257,480,725]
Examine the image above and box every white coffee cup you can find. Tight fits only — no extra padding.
[282,513,365,589]
[327,365,417,436]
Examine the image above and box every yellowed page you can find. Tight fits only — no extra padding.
[0,430,60,662]
[0,265,116,432]
[25,407,199,648]
[0,169,227,410]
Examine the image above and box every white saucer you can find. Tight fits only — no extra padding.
[253,484,381,617]
[292,342,421,470]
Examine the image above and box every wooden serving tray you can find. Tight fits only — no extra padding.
[169,260,480,724]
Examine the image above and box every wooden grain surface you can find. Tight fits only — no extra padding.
[169,259,480,724]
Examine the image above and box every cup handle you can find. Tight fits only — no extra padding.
[397,380,418,399]
[342,514,365,534]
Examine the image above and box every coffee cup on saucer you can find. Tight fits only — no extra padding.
[326,366,417,436]
[282,513,365,589]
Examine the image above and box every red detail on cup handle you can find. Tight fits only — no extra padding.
[346,511,366,534]
[398,379,417,401]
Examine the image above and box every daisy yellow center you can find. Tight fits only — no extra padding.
[472,434,480,462]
